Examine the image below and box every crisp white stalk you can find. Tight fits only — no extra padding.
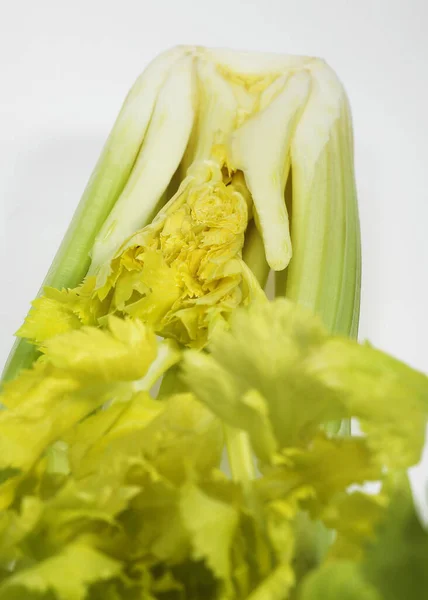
[230,71,311,270]
[180,56,238,175]
[90,54,197,271]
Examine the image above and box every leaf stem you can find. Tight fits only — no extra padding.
[242,221,270,289]
[224,425,261,518]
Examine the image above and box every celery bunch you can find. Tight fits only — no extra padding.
[3,45,359,382]
[0,47,426,600]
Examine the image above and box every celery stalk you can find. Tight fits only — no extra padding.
[2,47,187,382]
[275,62,361,339]
[89,53,196,272]
[242,221,270,289]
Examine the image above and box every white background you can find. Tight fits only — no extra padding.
[0,0,427,506]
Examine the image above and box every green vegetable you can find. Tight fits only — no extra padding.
[3,45,360,381]
[0,46,426,600]
[0,299,427,598]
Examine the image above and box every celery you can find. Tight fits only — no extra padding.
[2,47,189,382]
[0,47,427,600]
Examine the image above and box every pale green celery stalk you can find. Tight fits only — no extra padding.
[2,47,188,383]
[230,57,360,566]
[272,66,361,561]
[46,441,70,475]
[278,90,360,438]
[230,71,311,271]
[275,65,361,339]
[224,426,256,484]
[224,221,268,517]
[89,53,196,272]
[286,74,360,439]
[243,221,270,289]
[224,425,261,519]
[134,339,181,393]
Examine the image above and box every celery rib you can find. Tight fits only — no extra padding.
[2,48,187,383]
